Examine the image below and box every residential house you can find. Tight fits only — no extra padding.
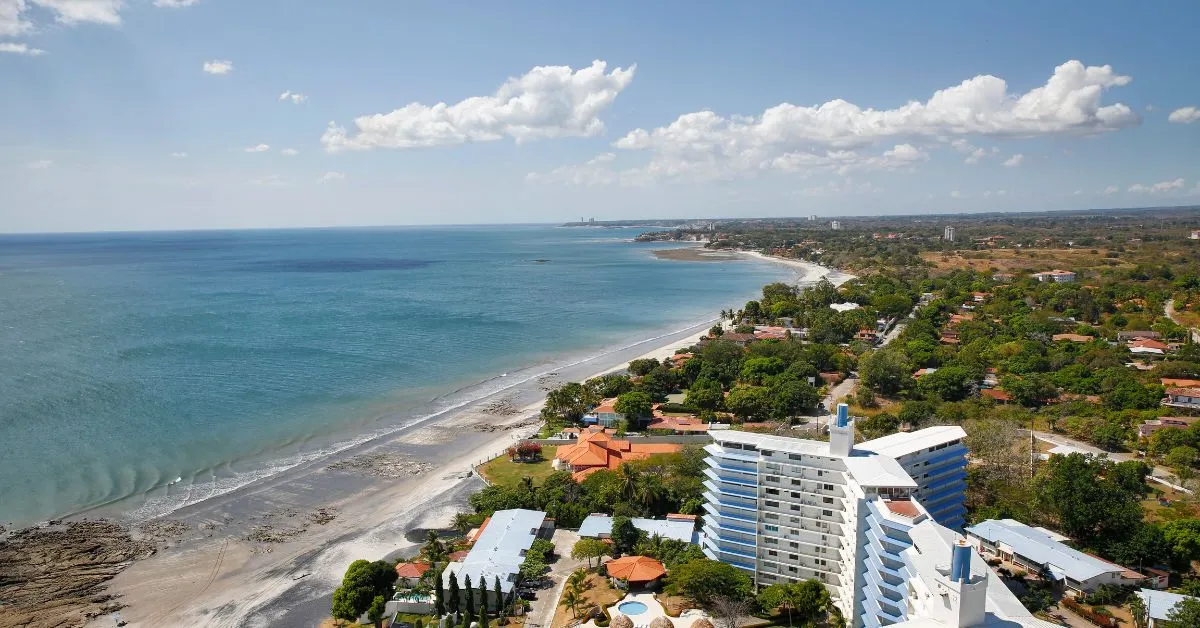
[394,562,431,589]
[913,368,938,379]
[1139,416,1200,438]
[970,292,989,303]
[965,519,1146,596]
[1163,387,1200,410]
[981,368,999,389]
[1118,330,1162,342]
[717,332,757,347]
[1128,338,1169,356]
[552,428,681,480]
[578,513,698,544]
[1052,333,1094,343]
[981,388,1012,403]
[582,398,623,427]
[992,272,1015,282]
[646,413,709,434]
[854,328,879,344]
[1136,589,1198,627]
[1031,269,1076,283]
[441,509,554,608]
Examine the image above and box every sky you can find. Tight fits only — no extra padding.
[2,1,1199,233]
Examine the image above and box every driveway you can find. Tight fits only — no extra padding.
[524,529,586,628]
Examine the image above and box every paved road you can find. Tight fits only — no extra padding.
[525,529,585,628]
[1031,430,1191,492]
[1165,299,1200,343]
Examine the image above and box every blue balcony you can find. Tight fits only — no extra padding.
[923,483,966,507]
[717,545,757,560]
[924,445,968,467]
[703,479,757,500]
[704,467,758,488]
[706,519,757,536]
[922,469,968,492]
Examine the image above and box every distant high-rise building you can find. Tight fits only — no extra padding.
[700,406,995,626]
[809,215,817,221]
[831,220,842,230]
[944,226,956,242]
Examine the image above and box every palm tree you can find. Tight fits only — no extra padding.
[567,569,588,591]
[422,530,447,565]
[618,465,641,501]
[560,588,583,618]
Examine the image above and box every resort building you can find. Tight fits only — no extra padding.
[964,519,1145,596]
[441,509,554,606]
[578,513,699,544]
[1031,269,1076,283]
[699,403,972,625]
[552,427,681,480]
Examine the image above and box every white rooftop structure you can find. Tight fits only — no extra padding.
[844,454,918,488]
[830,302,861,312]
[1137,588,1197,627]
[442,509,546,594]
[577,514,698,544]
[965,519,1132,586]
[858,425,969,459]
[894,520,1059,627]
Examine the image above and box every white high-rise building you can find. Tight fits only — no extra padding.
[943,226,955,242]
[699,404,1047,627]
[831,220,842,230]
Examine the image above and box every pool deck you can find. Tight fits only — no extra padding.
[577,592,710,628]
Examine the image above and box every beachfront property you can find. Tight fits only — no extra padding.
[578,513,699,544]
[583,398,624,427]
[699,403,971,625]
[964,519,1146,596]
[1136,589,1199,627]
[441,509,554,608]
[1031,269,1076,283]
[552,427,682,481]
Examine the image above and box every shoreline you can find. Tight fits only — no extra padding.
[1,251,837,628]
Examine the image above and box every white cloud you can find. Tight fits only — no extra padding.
[30,0,123,25]
[317,171,345,183]
[322,59,636,152]
[279,148,298,156]
[202,59,233,75]
[170,151,187,158]
[1002,154,1024,167]
[278,90,306,104]
[1128,178,1185,194]
[153,0,201,7]
[1168,107,1200,124]
[546,60,1137,185]
[0,0,32,37]
[243,143,270,153]
[25,158,52,169]
[964,147,988,165]
[0,41,43,55]
[1103,185,1119,194]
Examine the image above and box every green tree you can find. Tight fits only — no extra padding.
[611,516,643,555]
[685,380,725,411]
[859,348,910,395]
[464,574,475,618]
[741,357,786,385]
[560,587,583,619]
[422,530,448,564]
[665,558,753,606]
[757,580,831,627]
[572,537,613,567]
[770,379,820,420]
[542,382,599,423]
[916,365,974,402]
[629,358,661,376]
[1032,453,1144,548]
[1163,519,1200,570]
[1165,597,1200,627]
[447,571,460,616]
[367,595,388,628]
[614,391,653,422]
[434,568,445,616]
[1166,446,1199,479]
[725,385,772,421]
[1129,594,1148,628]
[478,579,489,628]
[331,559,397,625]
[331,586,363,625]
[494,576,505,619]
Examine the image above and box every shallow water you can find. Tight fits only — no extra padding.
[0,225,790,526]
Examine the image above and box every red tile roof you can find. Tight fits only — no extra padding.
[395,562,432,579]
[605,556,666,583]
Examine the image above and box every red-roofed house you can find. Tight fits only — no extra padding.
[1128,338,1169,355]
[1139,416,1200,438]
[1162,378,1200,388]
[1164,388,1200,410]
[553,429,682,481]
[395,562,431,587]
[982,389,1012,403]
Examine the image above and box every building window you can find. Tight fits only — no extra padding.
[789,554,798,560]
[823,497,834,504]
[822,510,833,516]
[768,550,778,556]
[766,500,779,508]
[823,484,833,491]
[790,542,799,548]
[817,470,824,476]
[789,454,802,461]
[766,488,780,495]
[766,475,779,483]
[765,524,779,532]
[766,513,779,520]
[791,505,801,511]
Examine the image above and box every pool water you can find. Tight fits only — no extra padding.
[617,601,648,615]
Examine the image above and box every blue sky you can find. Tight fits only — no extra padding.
[2,0,1199,232]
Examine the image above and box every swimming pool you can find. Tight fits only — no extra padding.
[617,601,648,615]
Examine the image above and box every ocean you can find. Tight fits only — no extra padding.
[0,226,791,527]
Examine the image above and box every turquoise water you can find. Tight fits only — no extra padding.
[0,226,790,526]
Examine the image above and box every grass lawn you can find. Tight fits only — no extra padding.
[479,446,558,488]
[551,572,623,628]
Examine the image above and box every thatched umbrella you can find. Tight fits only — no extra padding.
[649,617,674,628]
[611,614,634,628]
[690,619,714,628]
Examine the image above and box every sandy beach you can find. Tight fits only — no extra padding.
[37,252,845,628]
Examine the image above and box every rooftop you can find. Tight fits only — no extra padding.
[857,425,967,459]
[442,509,546,594]
[844,453,918,488]
[1136,588,1197,621]
[577,514,697,544]
[965,519,1131,583]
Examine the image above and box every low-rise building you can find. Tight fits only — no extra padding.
[582,398,623,427]
[578,513,698,544]
[1163,387,1200,410]
[441,509,554,606]
[1031,269,1076,283]
[1139,416,1200,438]
[553,428,681,480]
[1136,589,1198,627]
[965,519,1145,596]
[1129,338,1169,355]
[1118,330,1161,342]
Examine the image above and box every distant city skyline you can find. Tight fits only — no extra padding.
[2,1,1199,232]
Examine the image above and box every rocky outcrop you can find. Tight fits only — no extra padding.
[0,520,155,628]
